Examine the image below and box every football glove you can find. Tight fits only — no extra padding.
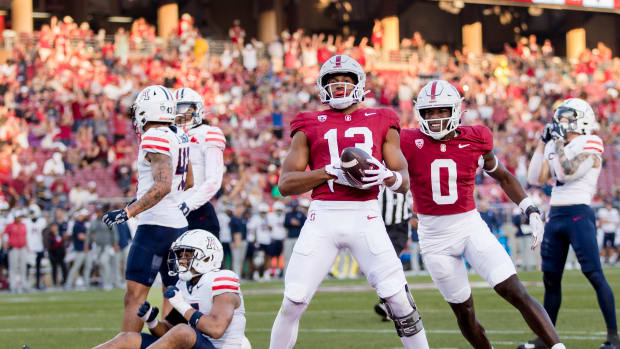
[102,208,129,229]
[164,285,192,316]
[525,206,544,250]
[137,301,159,329]
[361,157,394,189]
[325,161,354,192]
[541,123,554,143]
[179,202,190,217]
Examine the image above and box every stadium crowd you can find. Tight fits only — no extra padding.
[0,14,618,292]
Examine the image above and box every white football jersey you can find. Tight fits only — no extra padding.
[177,270,246,349]
[182,124,226,210]
[544,134,603,206]
[136,126,190,228]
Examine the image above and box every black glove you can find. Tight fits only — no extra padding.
[102,208,129,229]
[137,301,159,329]
[179,202,190,217]
[541,123,554,143]
[551,122,566,141]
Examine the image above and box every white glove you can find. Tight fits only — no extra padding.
[361,157,394,189]
[325,161,354,192]
[529,212,544,250]
[164,286,192,316]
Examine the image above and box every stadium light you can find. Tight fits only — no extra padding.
[528,6,543,16]
[32,12,52,19]
[108,16,133,23]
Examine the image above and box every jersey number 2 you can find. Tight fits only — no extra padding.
[324,127,373,164]
[431,159,458,205]
[176,148,189,190]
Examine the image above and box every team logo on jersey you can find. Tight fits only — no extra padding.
[440,144,446,152]
[415,139,424,149]
[318,115,327,122]
[345,115,351,121]
[309,212,316,221]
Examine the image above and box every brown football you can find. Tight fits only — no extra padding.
[340,147,376,189]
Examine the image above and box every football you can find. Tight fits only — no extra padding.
[340,147,376,189]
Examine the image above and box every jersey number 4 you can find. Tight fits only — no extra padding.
[431,159,458,205]
[324,127,373,164]
[176,148,190,190]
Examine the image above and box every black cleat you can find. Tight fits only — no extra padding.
[374,302,390,322]
[516,337,546,349]
[599,342,616,349]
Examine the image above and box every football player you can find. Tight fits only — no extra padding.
[102,85,192,332]
[270,54,430,349]
[521,98,618,349]
[92,229,247,349]
[174,88,226,238]
[400,80,565,349]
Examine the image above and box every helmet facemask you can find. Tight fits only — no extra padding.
[318,71,365,110]
[176,102,200,130]
[553,106,588,136]
[416,105,461,140]
[168,246,206,281]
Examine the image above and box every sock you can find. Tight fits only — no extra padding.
[551,344,566,349]
[543,271,563,324]
[584,270,617,329]
[269,297,308,349]
[400,328,429,349]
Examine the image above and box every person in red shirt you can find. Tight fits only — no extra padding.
[269,55,429,349]
[2,210,28,293]
[401,80,564,349]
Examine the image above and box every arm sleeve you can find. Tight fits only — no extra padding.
[140,129,172,156]
[204,127,226,150]
[185,145,225,211]
[527,148,545,186]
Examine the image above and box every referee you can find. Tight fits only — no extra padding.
[374,186,413,321]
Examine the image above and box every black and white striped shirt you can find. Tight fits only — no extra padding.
[378,187,413,226]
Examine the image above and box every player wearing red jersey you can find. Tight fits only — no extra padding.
[269,55,429,349]
[401,80,565,349]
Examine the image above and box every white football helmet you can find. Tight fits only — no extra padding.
[174,87,205,130]
[553,98,596,136]
[414,80,462,140]
[317,55,366,110]
[131,85,176,134]
[168,229,223,281]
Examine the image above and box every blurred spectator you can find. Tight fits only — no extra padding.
[25,204,46,290]
[112,219,132,288]
[218,203,233,270]
[479,199,501,234]
[267,201,286,278]
[3,209,28,293]
[230,203,248,278]
[65,209,92,289]
[90,205,117,290]
[46,222,68,287]
[69,182,90,208]
[283,199,306,274]
[43,152,65,177]
[85,181,99,205]
[229,19,246,49]
[512,207,537,271]
[598,200,619,264]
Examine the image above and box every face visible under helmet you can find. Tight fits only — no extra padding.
[130,85,176,134]
[167,229,223,281]
[317,55,366,110]
[414,80,462,140]
[174,87,205,130]
[552,98,596,137]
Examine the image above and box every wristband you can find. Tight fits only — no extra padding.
[146,318,158,329]
[189,311,203,328]
[518,197,534,214]
[484,155,499,173]
[174,302,193,316]
[388,171,403,192]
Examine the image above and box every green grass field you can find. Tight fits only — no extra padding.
[1,268,618,349]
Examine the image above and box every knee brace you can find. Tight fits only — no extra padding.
[381,285,424,337]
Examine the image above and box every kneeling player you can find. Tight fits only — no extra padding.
[93,229,246,349]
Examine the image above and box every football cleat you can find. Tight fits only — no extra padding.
[374,302,391,322]
[516,337,545,349]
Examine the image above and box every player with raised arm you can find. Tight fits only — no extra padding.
[520,98,618,349]
[102,85,192,333]
[174,88,226,237]
[269,54,429,349]
[93,229,248,349]
[401,80,565,349]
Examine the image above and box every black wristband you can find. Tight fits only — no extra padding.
[189,311,203,328]
[524,206,540,224]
